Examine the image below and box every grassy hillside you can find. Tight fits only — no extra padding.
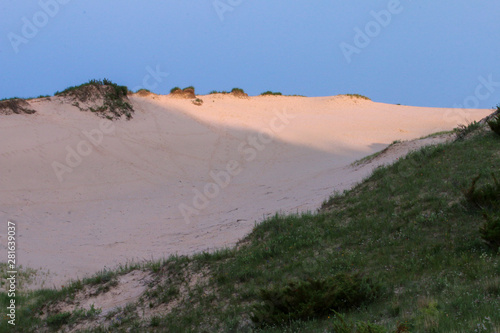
[1,117,500,332]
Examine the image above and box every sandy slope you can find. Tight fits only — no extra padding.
[0,94,491,288]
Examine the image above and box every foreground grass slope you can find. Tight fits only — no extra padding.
[1,120,500,332]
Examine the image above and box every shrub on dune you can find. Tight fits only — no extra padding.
[170,86,196,99]
[260,91,282,96]
[251,273,380,326]
[487,107,500,136]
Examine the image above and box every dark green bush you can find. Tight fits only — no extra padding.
[183,86,195,91]
[261,91,282,96]
[55,79,127,98]
[46,312,71,328]
[487,108,500,136]
[480,214,500,251]
[170,87,181,93]
[231,88,244,94]
[251,273,380,326]
[463,173,500,209]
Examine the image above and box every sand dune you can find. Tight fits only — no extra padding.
[0,93,491,288]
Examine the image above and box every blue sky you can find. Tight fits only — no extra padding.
[1,0,499,107]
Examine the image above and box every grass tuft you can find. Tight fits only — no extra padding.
[192,98,203,106]
[455,121,482,140]
[331,311,387,333]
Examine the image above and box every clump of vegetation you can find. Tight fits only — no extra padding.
[208,88,247,97]
[230,87,248,97]
[135,89,153,97]
[192,98,203,106]
[415,298,441,332]
[25,95,50,100]
[231,88,244,94]
[251,273,380,326]
[331,312,388,333]
[342,94,371,100]
[480,214,500,251]
[0,98,36,115]
[0,97,21,102]
[463,173,500,209]
[261,91,283,96]
[55,79,133,120]
[463,171,500,251]
[46,312,71,328]
[46,305,102,330]
[55,79,127,98]
[455,121,482,140]
[487,107,500,136]
[170,86,196,99]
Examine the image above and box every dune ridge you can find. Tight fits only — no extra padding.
[0,92,492,288]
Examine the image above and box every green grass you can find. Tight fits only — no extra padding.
[54,78,127,97]
[0,95,50,102]
[46,305,102,329]
[192,98,203,106]
[2,122,500,332]
[252,273,381,327]
[208,88,245,95]
[418,130,455,140]
[170,86,195,94]
[455,121,482,141]
[0,97,22,101]
[261,91,283,96]
[341,94,371,100]
[352,140,402,166]
[231,87,245,94]
[208,89,303,97]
